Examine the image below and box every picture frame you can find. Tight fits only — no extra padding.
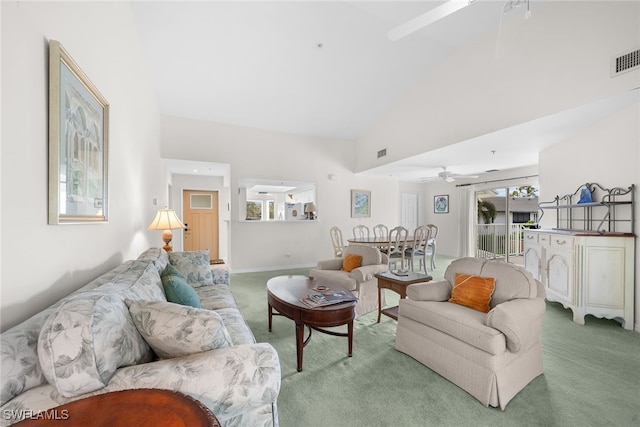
[48,40,109,224]
[434,194,449,214]
[351,189,371,218]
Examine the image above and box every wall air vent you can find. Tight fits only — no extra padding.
[611,48,640,77]
[377,148,387,158]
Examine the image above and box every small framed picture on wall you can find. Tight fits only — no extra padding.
[434,195,449,214]
[351,189,371,218]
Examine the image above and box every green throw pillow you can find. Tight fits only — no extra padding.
[161,267,201,308]
[161,263,185,279]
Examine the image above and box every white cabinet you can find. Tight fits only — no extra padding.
[524,230,634,330]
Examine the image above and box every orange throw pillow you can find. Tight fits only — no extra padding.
[448,273,496,313]
[341,254,363,272]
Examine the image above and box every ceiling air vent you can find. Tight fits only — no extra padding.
[377,148,387,158]
[611,48,640,77]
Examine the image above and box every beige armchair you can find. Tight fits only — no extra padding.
[310,245,388,317]
[395,257,545,410]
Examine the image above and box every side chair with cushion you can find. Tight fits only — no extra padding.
[386,226,408,271]
[425,224,439,270]
[395,257,546,410]
[404,225,430,274]
[310,245,389,317]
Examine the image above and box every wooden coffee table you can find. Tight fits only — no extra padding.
[267,275,356,372]
[13,389,220,426]
[375,271,432,322]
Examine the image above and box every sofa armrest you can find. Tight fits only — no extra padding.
[316,258,343,270]
[486,298,546,352]
[380,253,389,264]
[406,280,451,301]
[350,264,388,284]
[103,343,280,421]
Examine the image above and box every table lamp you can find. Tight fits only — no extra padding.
[147,208,185,251]
[305,202,317,220]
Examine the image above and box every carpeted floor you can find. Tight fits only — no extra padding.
[230,258,640,427]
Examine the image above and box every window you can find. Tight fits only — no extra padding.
[246,200,262,220]
[190,194,212,209]
[268,200,275,220]
[512,212,531,223]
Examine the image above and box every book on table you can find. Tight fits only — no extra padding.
[301,289,357,308]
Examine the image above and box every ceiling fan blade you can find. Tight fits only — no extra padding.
[419,176,440,182]
[388,0,476,41]
[452,174,479,179]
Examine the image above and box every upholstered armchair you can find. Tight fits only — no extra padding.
[395,257,546,410]
[310,245,388,317]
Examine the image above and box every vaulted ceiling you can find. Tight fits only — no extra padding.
[131,1,639,182]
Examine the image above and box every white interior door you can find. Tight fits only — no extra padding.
[401,193,418,232]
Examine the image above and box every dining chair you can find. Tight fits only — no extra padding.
[425,224,439,270]
[386,226,408,271]
[405,225,430,273]
[372,224,389,253]
[330,226,345,258]
[353,224,371,240]
[372,224,388,240]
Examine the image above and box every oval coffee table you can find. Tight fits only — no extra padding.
[267,275,356,372]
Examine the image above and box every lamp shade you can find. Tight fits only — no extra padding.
[148,208,185,231]
[305,203,317,213]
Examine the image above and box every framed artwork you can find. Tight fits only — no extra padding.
[434,194,449,214]
[48,40,110,224]
[351,189,371,218]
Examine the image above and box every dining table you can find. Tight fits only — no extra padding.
[347,236,416,246]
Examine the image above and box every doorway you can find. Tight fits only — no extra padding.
[182,190,219,261]
[475,185,538,264]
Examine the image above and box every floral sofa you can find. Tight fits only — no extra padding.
[0,248,280,426]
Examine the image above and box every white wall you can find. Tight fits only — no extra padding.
[539,103,639,331]
[357,1,640,172]
[0,2,163,330]
[160,115,400,271]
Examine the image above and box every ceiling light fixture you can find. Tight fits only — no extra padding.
[503,0,531,19]
[388,0,477,41]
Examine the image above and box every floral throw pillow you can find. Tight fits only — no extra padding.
[125,300,232,359]
[168,250,213,287]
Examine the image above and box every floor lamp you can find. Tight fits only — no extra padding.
[148,208,185,252]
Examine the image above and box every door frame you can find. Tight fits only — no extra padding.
[471,181,539,265]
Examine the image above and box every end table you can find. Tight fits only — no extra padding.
[375,271,432,322]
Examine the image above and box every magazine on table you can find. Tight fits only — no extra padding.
[392,270,410,276]
[301,289,357,308]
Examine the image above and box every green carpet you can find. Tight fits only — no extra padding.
[230,260,640,427]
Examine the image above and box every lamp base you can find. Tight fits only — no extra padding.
[162,230,174,252]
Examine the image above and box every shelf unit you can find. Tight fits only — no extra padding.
[537,182,635,235]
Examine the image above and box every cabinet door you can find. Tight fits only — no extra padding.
[545,247,574,304]
[523,232,542,280]
[579,236,632,310]
[524,245,542,280]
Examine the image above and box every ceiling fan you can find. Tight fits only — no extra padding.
[388,0,531,42]
[420,167,479,183]
[388,0,478,41]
